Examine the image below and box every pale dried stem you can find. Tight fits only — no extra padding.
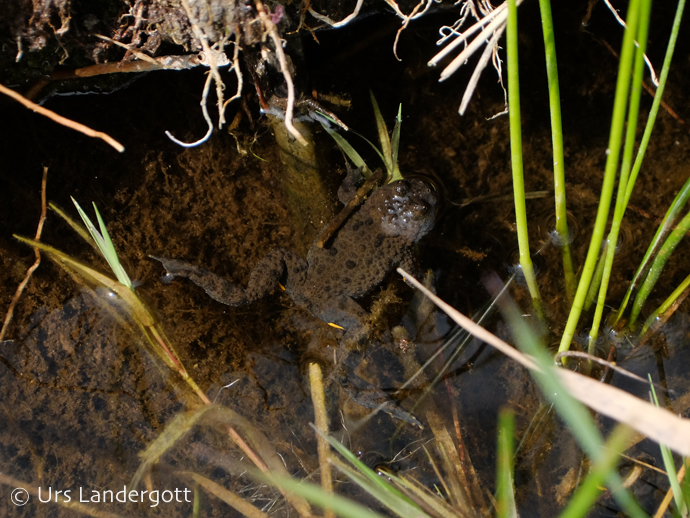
[255,0,308,146]
[308,362,334,518]
[0,167,49,343]
[0,83,124,152]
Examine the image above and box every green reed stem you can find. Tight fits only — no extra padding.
[614,0,687,326]
[507,0,544,320]
[584,246,607,313]
[558,0,641,355]
[639,273,690,336]
[496,409,517,518]
[588,0,652,354]
[538,0,575,302]
[616,175,690,326]
[558,425,634,518]
[630,208,690,327]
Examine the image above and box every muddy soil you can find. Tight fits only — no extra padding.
[1,1,690,517]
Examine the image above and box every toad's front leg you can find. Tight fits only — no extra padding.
[150,248,307,306]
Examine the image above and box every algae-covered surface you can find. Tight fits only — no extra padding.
[1,1,690,516]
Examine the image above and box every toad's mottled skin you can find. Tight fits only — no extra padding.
[152,176,438,340]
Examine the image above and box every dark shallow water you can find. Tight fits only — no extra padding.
[1,1,690,516]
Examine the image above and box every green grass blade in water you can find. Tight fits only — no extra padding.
[496,409,517,518]
[506,0,544,319]
[538,0,575,301]
[558,0,642,354]
[72,198,133,289]
[629,208,690,327]
[558,425,634,518]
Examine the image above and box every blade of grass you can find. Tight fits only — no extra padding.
[313,426,418,507]
[639,272,690,337]
[650,378,687,515]
[558,0,642,355]
[614,0,687,326]
[370,91,394,178]
[538,0,575,302]
[319,120,373,178]
[389,105,404,182]
[506,0,544,320]
[558,424,634,518]
[495,408,517,518]
[629,208,690,327]
[616,175,690,326]
[71,198,133,289]
[329,457,429,518]
[588,0,652,354]
[257,470,389,518]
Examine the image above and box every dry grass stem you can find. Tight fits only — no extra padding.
[0,83,124,152]
[555,350,658,387]
[308,362,334,518]
[255,0,308,146]
[0,167,48,342]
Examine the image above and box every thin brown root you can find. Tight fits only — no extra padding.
[222,32,244,113]
[308,362,334,518]
[0,167,48,342]
[0,83,124,152]
[180,0,227,127]
[255,0,308,147]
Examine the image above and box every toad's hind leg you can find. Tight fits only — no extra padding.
[150,249,307,306]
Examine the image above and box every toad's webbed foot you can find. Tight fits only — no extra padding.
[150,248,307,306]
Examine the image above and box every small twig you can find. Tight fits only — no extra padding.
[555,350,664,389]
[165,72,214,147]
[0,83,124,152]
[255,0,308,146]
[316,169,383,248]
[308,0,364,28]
[0,167,49,342]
